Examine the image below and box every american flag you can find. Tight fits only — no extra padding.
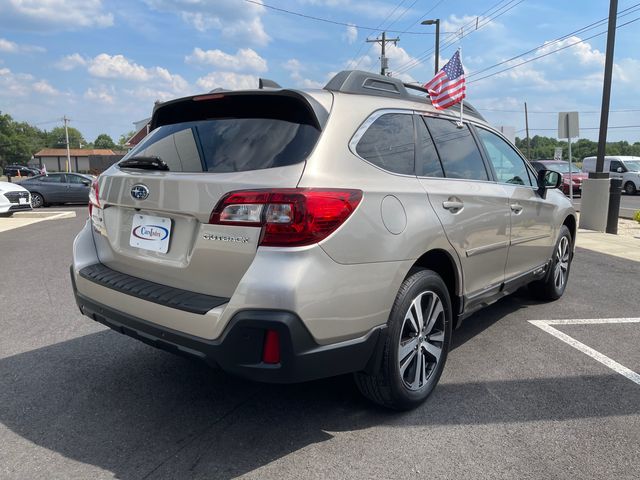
[423,50,466,110]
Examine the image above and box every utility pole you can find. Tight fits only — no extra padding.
[63,115,72,173]
[580,0,619,233]
[366,31,400,76]
[595,0,618,175]
[524,102,531,160]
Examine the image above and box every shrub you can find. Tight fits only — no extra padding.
[634,210,640,223]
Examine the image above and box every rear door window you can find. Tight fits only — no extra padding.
[355,113,415,175]
[416,116,444,177]
[423,117,488,181]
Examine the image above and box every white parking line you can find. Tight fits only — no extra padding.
[529,318,640,386]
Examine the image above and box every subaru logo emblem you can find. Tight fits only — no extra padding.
[131,184,149,201]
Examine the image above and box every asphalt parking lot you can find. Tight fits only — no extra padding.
[1,207,639,480]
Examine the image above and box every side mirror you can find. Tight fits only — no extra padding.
[81,180,91,186]
[537,169,562,198]
[616,167,623,173]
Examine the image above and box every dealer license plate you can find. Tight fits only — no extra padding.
[129,214,172,253]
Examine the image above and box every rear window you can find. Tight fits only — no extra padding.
[121,118,320,173]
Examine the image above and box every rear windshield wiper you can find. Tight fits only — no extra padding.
[119,156,170,171]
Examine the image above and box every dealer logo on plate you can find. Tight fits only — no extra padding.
[132,224,169,241]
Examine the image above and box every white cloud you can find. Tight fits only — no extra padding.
[0,38,18,52]
[0,68,63,98]
[87,54,153,81]
[343,24,357,45]
[144,0,270,45]
[0,37,45,53]
[32,80,59,95]
[0,0,113,30]
[283,59,323,89]
[346,44,418,83]
[84,86,115,104]
[195,72,259,91]
[185,47,267,73]
[55,53,87,71]
[57,53,190,95]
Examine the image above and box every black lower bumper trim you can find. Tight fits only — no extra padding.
[72,269,385,383]
[79,263,229,315]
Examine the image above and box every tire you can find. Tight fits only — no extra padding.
[354,269,452,410]
[623,181,637,195]
[31,193,44,208]
[529,225,572,301]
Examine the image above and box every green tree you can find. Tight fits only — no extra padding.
[93,133,116,149]
[0,112,48,167]
[118,130,137,148]
[45,126,86,149]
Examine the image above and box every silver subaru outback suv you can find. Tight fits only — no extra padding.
[71,70,576,410]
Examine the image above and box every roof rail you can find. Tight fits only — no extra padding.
[323,70,485,121]
[259,78,282,89]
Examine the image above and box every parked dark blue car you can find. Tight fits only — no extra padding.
[19,173,95,208]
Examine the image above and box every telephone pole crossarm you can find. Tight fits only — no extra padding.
[366,32,400,76]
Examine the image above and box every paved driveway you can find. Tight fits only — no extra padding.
[1,207,638,479]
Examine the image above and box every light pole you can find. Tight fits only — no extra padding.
[421,19,440,75]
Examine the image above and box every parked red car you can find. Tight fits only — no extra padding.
[530,160,588,196]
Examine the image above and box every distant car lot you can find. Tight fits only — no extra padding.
[0,207,638,479]
[18,172,93,208]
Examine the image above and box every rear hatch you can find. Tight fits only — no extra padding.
[92,90,332,298]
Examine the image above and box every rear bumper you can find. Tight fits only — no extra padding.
[71,267,385,383]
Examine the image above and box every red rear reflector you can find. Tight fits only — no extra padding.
[209,188,363,247]
[263,330,280,364]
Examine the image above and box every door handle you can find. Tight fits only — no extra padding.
[510,203,523,214]
[442,200,464,211]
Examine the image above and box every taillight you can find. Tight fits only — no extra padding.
[209,188,363,247]
[88,177,100,217]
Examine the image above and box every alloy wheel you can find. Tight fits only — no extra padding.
[553,236,570,290]
[397,290,445,391]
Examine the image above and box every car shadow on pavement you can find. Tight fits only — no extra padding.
[1,295,638,479]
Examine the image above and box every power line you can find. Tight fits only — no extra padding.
[242,0,451,34]
[394,0,522,73]
[468,14,640,84]
[396,0,447,34]
[515,125,640,133]
[478,108,640,114]
[350,0,412,70]
[395,0,525,74]
[466,2,640,80]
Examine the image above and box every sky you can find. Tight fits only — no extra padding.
[1,0,640,144]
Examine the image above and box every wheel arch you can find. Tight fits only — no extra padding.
[562,214,577,247]
[409,248,462,326]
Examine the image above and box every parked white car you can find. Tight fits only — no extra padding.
[0,181,32,217]
[582,156,640,195]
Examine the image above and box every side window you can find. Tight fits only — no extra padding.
[475,128,534,186]
[609,160,622,172]
[66,174,87,184]
[423,117,488,181]
[355,113,415,175]
[40,174,64,183]
[416,116,444,177]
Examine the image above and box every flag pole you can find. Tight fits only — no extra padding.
[458,28,464,127]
